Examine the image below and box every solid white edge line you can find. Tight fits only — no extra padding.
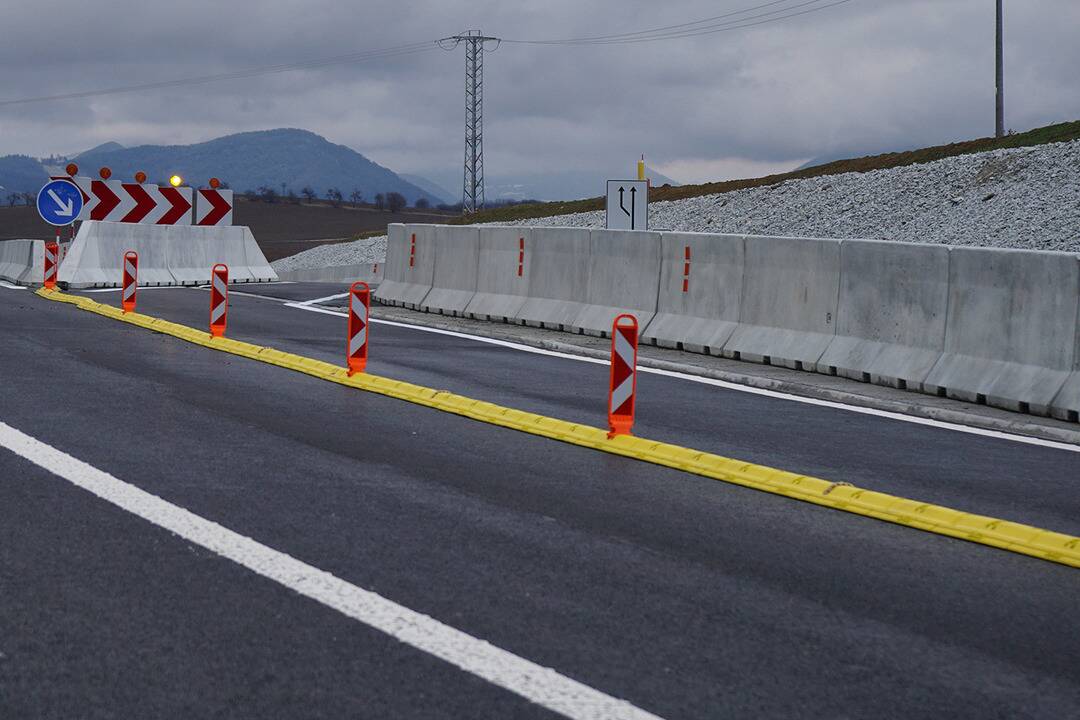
[272,301,1080,454]
[0,281,28,290]
[0,420,662,720]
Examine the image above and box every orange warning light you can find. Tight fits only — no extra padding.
[209,177,221,189]
[65,163,79,176]
[134,171,147,184]
[99,167,112,180]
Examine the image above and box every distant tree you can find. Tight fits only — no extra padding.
[21,192,34,207]
[386,192,406,213]
[257,186,278,204]
[414,197,430,210]
[349,190,363,206]
[280,182,287,197]
[287,189,299,204]
[6,193,17,207]
[326,188,343,207]
[374,193,386,210]
[300,186,316,203]
[218,181,231,190]
[243,188,258,202]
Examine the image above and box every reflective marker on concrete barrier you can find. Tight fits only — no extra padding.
[347,281,370,376]
[43,241,59,289]
[607,313,639,438]
[682,245,691,293]
[409,233,417,268]
[209,263,228,338]
[121,251,138,313]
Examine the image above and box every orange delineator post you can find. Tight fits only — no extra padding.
[346,281,370,376]
[43,241,59,289]
[121,251,138,313]
[209,263,229,338]
[607,313,639,438]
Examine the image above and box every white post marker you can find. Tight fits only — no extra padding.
[605,180,648,231]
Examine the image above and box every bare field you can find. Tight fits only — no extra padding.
[0,198,453,261]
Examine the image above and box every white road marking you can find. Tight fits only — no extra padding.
[0,281,27,290]
[0,420,662,720]
[82,286,186,294]
[272,300,1080,454]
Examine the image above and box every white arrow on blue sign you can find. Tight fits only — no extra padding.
[36,179,84,227]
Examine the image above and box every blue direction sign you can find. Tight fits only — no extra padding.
[36,179,84,227]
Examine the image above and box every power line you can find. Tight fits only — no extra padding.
[0,41,439,107]
[502,0,854,46]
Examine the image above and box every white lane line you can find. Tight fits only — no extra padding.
[81,286,187,294]
[0,281,27,290]
[277,302,1080,454]
[0,420,662,720]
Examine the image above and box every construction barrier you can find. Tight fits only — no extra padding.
[275,263,383,284]
[572,229,661,337]
[642,232,743,354]
[514,227,592,330]
[419,225,478,316]
[464,227,531,322]
[44,242,59,289]
[122,251,138,313]
[818,240,949,388]
[347,281,370,376]
[57,221,277,288]
[379,224,1080,423]
[209,264,229,337]
[0,240,45,286]
[722,235,841,371]
[923,246,1078,416]
[374,224,435,309]
[607,314,639,438]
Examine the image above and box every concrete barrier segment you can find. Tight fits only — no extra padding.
[571,229,661,337]
[923,246,1078,416]
[641,232,743,354]
[722,235,841,371]
[419,225,479,316]
[818,239,949,389]
[374,224,435,309]
[464,227,532,322]
[513,227,592,330]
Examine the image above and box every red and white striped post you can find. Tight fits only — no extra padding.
[346,281,370,376]
[209,263,229,337]
[121,251,138,313]
[43,241,59,289]
[607,313,639,438]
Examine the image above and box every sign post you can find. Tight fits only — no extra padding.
[605,180,648,231]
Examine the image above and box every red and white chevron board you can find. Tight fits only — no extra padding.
[195,188,234,226]
[73,177,193,225]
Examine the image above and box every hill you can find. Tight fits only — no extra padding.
[74,129,439,205]
[0,155,49,197]
[453,120,1080,225]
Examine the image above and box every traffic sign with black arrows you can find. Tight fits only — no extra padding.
[605,180,648,230]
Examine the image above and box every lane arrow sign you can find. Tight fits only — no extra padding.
[47,189,74,217]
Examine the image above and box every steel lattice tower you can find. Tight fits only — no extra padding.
[440,31,500,214]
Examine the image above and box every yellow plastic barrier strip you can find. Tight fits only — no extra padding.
[36,287,1080,570]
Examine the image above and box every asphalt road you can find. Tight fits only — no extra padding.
[2,284,1079,719]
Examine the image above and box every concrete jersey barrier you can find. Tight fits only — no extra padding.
[818,239,949,388]
[57,221,278,288]
[0,239,44,286]
[378,223,1080,424]
[419,225,478,316]
[642,232,743,354]
[922,246,1079,416]
[722,235,841,371]
[374,224,435,309]
[571,229,661,336]
[514,227,592,330]
[464,227,532,322]
[275,263,383,284]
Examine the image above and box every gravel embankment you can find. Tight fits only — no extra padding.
[274,139,1080,271]
[271,235,386,273]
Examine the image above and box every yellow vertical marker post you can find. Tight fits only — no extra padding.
[637,154,646,181]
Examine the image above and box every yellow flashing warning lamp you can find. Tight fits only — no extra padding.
[169,175,183,187]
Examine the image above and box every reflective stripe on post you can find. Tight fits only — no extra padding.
[346,281,370,376]
[607,313,639,439]
[122,251,138,313]
[209,263,229,337]
[43,241,59,289]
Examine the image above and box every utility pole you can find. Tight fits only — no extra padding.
[996,0,1004,138]
[439,31,500,214]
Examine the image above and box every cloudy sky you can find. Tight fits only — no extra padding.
[1,0,1077,186]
